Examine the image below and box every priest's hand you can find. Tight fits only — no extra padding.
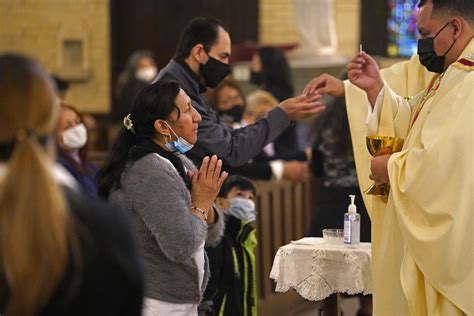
[369,147,392,185]
[302,73,345,97]
[347,52,384,106]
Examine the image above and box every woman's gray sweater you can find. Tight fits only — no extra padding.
[109,153,224,304]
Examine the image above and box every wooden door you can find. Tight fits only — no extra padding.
[110,0,259,113]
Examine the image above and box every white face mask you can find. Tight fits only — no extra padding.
[135,66,158,82]
[228,197,257,222]
[62,123,87,149]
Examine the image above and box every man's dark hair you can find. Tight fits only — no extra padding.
[174,17,228,60]
[217,175,256,198]
[418,0,474,22]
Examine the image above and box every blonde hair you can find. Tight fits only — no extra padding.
[0,54,78,315]
[245,90,279,115]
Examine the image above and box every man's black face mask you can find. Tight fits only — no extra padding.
[200,54,231,88]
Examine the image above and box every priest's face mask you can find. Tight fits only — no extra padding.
[416,3,458,73]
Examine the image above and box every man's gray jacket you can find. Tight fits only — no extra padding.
[157,58,292,167]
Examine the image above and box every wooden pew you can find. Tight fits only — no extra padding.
[254,178,317,315]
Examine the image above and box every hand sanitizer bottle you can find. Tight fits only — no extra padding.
[344,194,360,247]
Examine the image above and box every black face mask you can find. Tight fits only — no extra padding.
[200,55,231,88]
[250,71,263,86]
[417,22,457,73]
[218,104,244,123]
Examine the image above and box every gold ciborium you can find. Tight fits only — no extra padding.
[365,135,404,196]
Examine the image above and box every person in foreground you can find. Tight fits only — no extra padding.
[97,79,228,316]
[310,0,473,314]
[0,54,144,315]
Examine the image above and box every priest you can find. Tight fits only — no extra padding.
[305,0,473,314]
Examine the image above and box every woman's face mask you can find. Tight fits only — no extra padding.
[163,122,194,154]
[219,104,244,124]
[62,123,87,149]
[249,70,263,86]
[135,66,158,82]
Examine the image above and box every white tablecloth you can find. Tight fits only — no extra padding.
[270,237,372,301]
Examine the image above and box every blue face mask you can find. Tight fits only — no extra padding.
[163,122,194,154]
[228,197,257,222]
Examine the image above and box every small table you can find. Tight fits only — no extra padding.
[270,237,372,314]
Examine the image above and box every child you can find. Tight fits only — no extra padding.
[200,175,258,316]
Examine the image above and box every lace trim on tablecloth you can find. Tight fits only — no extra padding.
[270,245,371,301]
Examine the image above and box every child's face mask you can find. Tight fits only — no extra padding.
[228,197,256,222]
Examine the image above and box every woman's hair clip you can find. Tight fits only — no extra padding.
[123,114,135,134]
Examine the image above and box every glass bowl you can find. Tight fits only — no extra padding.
[322,229,344,244]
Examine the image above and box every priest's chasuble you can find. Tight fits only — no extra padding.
[349,40,474,315]
[345,55,434,315]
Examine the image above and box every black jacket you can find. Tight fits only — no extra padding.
[0,188,144,315]
[224,145,307,180]
[157,59,292,167]
[201,215,257,316]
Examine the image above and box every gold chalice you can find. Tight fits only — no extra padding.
[365,135,404,196]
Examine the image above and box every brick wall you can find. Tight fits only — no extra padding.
[0,0,361,114]
[0,0,111,114]
[259,0,300,46]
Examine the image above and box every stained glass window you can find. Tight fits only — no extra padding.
[387,0,419,57]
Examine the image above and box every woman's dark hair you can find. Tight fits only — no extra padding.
[116,50,156,98]
[312,71,351,156]
[174,17,227,60]
[258,47,294,100]
[97,79,181,198]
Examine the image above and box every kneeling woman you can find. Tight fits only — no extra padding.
[98,79,227,315]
